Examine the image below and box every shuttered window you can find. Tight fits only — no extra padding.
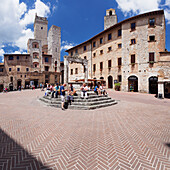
[100,62,103,70]
[108,60,112,68]
[93,64,96,72]
[131,55,135,63]
[149,53,154,62]
[118,58,122,66]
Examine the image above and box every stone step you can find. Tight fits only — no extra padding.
[49,101,117,110]
[72,99,115,106]
[40,96,114,106]
[44,94,109,100]
[44,96,112,103]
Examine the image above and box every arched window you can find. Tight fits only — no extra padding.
[33,52,39,59]
[109,11,112,16]
[32,42,39,48]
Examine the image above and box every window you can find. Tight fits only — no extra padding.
[35,64,37,68]
[25,75,26,78]
[93,53,96,57]
[100,62,103,71]
[108,47,112,52]
[131,39,136,45]
[26,56,28,59]
[84,46,86,51]
[45,75,49,79]
[93,42,96,47]
[0,68,3,72]
[9,68,11,72]
[100,50,103,55]
[45,66,49,71]
[8,56,13,60]
[118,29,122,37]
[56,48,57,52]
[149,18,155,27]
[83,65,86,73]
[108,33,112,40]
[75,68,78,74]
[118,43,122,48]
[109,10,112,16]
[149,35,155,42]
[17,68,20,72]
[10,77,13,82]
[45,57,48,63]
[41,27,43,30]
[35,44,37,48]
[26,68,29,72]
[84,56,87,59]
[108,60,112,68]
[71,51,73,56]
[118,58,122,66]
[17,56,19,60]
[75,49,78,54]
[118,75,122,82]
[71,69,73,75]
[20,75,22,78]
[100,38,103,44]
[131,23,136,31]
[93,64,96,72]
[131,55,135,64]
[149,53,155,62]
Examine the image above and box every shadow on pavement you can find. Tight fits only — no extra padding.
[0,128,50,169]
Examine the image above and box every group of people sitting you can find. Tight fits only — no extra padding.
[45,82,107,110]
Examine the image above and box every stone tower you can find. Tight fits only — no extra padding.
[104,9,117,30]
[34,14,48,46]
[48,25,61,72]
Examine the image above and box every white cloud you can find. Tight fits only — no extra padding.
[15,29,34,51]
[0,48,5,62]
[61,41,76,51]
[0,0,51,56]
[20,0,50,27]
[115,0,170,23]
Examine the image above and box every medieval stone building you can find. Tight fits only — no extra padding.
[0,14,62,91]
[66,9,170,98]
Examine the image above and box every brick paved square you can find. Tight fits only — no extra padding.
[0,90,170,169]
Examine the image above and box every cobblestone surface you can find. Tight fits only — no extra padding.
[0,90,170,170]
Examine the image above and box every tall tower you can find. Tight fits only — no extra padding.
[34,14,48,46]
[48,25,61,72]
[104,9,117,30]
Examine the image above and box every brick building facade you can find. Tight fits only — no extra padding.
[66,9,170,98]
[0,14,62,91]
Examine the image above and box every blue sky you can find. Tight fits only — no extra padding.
[0,0,170,62]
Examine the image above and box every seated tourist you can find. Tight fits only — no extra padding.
[80,83,89,98]
[51,85,55,98]
[99,83,107,95]
[94,83,100,95]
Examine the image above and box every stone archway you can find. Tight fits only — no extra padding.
[128,75,138,92]
[149,76,158,94]
[108,76,113,88]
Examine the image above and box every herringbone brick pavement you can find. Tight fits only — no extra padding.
[0,90,170,170]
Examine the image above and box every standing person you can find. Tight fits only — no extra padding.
[54,83,60,98]
[80,83,89,98]
[60,84,67,110]
[67,84,76,105]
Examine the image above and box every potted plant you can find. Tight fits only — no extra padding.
[114,83,121,91]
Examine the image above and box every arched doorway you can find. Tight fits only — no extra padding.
[9,83,13,91]
[17,80,22,89]
[149,76,158,94]
[0,84,3,92]
[128,76,138,92]
[108,76,113,88]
